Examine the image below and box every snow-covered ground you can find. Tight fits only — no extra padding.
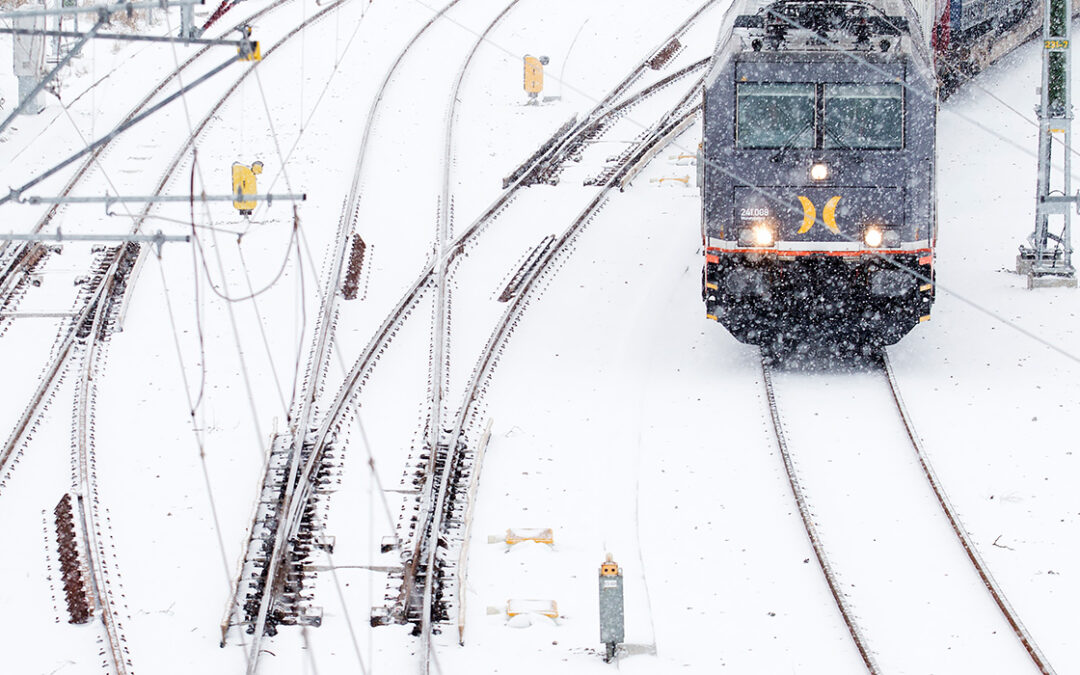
[0,0,1076,673]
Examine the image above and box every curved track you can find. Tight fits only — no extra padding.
[0,0,305,484]
[0,2,357,671]
[0,0,293,307]
[760,350,1058,674]
[231,2,719,671]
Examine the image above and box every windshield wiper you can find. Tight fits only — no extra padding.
[770,120,813,161]
[823,123,856,150]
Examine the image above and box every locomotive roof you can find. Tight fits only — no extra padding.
[705,0,934,86]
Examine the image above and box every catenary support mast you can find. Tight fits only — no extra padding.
[1019,0,1078,287]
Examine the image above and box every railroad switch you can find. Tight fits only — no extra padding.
[598,553,624,662]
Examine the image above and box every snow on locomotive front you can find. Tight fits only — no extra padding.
[700,0,937,350]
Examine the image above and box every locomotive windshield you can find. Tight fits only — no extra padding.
[823,84,903,149]
[736,83,815,148]
[736,82,904,149]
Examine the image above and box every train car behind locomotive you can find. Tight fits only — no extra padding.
[701,0,938,350]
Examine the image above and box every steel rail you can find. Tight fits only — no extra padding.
[503,3,721,187]
[311,0,724,460]
[759,354,882,674]
[243,0,469,667]
[0,0,330,497]
[0,0,294,306]
[421,3,524,668]
[393,88,705,668]
[879,351,1058,675]
[34,0,360,668]
[75,273,130,675]
[225,8,721,665]
[0,8,350,672]
[284,3,721,644]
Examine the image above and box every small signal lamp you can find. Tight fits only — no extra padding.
[809,163,830,181]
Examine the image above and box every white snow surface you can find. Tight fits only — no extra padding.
[0,1,1076,673]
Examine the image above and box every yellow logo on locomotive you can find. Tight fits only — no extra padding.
[796,195,842,234]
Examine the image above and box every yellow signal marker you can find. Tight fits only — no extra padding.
[523,56,544,94]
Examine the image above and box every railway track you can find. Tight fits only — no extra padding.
[225,2,721,671]
[0,1,355,671]
[229,0,474,666]
[760,350,1058,674]
[0,0,309,486]
[0,0,294,320]
[69,247,138,675]
[393,19,712,672]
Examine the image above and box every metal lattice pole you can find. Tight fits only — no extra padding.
[1019,0,1078,287]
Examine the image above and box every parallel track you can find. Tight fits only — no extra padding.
[759,356,881,674]
[760,350,1058,674]
[401,58,709,675]
[73,264,131,675]
[234,3,719,672]
[0,3,354,672]
[0,0,293,308]
[879,351,1057,675]
[237,1,471,669]
[0,0,299,483]
[420,2,525,666]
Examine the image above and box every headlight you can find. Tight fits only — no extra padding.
[739,221,776,247]
[809,163,829,181]
[864,225,901,248]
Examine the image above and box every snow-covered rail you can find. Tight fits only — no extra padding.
[0,0,303,485]
[760,351,1059,674]
[228,2,719,670]
[759,355,880,674]
[879,351,1057,675]
[232,0,475,668]
[72,252,137,675]
[0,0,294,328]
[417,2,527,669]
[0,2,351,671]
[400,62,707,672]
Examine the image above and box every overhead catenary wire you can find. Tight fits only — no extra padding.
[237,241,292,417]
[0,53,241,207]
[6,1,1072,670]
[153,249,254,668]
[189,209,300,303]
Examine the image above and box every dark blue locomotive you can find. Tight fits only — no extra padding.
[700,0,1040,350]
[701,0,937,350]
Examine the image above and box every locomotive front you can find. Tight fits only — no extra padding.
[701,0,937,350]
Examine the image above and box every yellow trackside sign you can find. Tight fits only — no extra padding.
[232,161,263,214]
[523,55,544,94]
[796,195,841,234]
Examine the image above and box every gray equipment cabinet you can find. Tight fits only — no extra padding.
[598,554,624,662]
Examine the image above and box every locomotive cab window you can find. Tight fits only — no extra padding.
[736,83,815,149]
[823,83,903,149]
